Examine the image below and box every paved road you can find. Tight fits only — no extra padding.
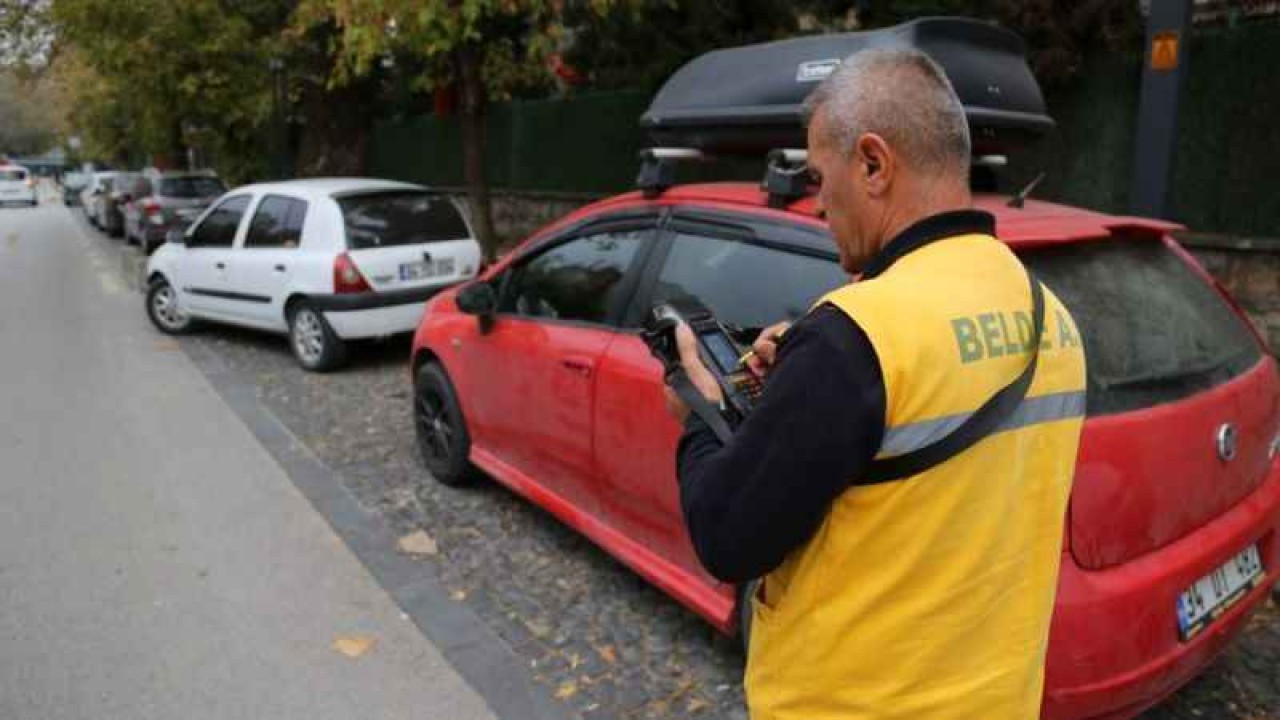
[0,189,497,719]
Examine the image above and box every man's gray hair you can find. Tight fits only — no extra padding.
[804,47,971,179]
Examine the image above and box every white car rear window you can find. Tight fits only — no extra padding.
[338,191,470,250]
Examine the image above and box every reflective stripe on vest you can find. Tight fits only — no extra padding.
[878,388,1086,458]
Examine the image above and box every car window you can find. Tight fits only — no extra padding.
[159,176,225,198]
[245,195,308,249]
[498,229,648,325]
[113,174,140,194]
[1021,237,1263,416]
[189,196,250,249]
[0,169,26,181]
[650,230,849,331]
[338,191,470,249]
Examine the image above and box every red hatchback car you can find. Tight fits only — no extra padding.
[409,182,1280,719]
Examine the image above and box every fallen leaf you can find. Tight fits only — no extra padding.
[524,618,552,639]
[687,697,711,713]
[332,634,376,658]
[153,339,180,351]
[596,644,617,665]
[554,681,578,700]
[397,530,438,557]
[568,653,583,670]
[451,589,468,601]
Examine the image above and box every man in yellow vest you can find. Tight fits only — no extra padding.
[665,47,1087,719]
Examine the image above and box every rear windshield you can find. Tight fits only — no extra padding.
[338,191,470,250]
[1,169,27,181]
[1021,238,1263,416]
[158,176,225,198]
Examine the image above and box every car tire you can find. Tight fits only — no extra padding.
[736,579,761,654]
[414,362,479,487]
[287,301,347,372]
[146,277,195,335]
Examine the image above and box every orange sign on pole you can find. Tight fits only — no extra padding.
[1151,31,1180,71]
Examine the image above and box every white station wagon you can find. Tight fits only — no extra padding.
[0,164,38,206]
[144,178,482,370]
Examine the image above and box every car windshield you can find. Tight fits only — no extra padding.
[158,176,225,198]
[1020,237,1263,416]
[338,191,471,250]
[1,169,27,181]
[64,172,88,188]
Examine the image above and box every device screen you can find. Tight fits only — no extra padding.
[701,331,740,374]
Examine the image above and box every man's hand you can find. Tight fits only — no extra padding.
[663,322,725,423]
[744,321,791,378]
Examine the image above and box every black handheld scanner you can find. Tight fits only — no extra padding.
[641,298,764,426]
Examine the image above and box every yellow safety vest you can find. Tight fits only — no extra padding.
[745,232,1087,720]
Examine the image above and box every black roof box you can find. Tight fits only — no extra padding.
[640,17,1053,156]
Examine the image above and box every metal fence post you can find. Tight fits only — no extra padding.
[1131,0,1194,219]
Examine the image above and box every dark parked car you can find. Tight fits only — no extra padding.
[123,170,226,253]
[101,171,141,238]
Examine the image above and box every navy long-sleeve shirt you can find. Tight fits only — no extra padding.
[675,304,886,582]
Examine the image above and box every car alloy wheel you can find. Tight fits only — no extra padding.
[291,307,326,365]
[415,387,454,466]
[287,302,346,371]
[146,280,193,334]
[413,363,477,487]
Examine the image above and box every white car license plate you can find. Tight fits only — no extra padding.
[1176,544,1264,641]
[399,257,454,282]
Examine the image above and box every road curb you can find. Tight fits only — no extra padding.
[181,339,577,720]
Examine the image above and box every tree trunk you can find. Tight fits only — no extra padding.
[455,44,499,262]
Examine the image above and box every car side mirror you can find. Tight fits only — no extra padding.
[456,281,497,316]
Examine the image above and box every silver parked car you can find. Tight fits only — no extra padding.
[81,171,119,227]
[101,171,141,238]
[123,169,226,253]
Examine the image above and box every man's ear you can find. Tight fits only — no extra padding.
[855,133,894,196]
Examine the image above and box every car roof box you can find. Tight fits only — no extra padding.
[640,17,1053,156]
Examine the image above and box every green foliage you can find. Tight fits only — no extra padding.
[47,0,281,178]
[564,0,801,93]
[0,69,55,154]
[297,0,574,98]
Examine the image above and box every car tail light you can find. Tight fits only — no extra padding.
[24,178,34,188]
[142,200,162,217]
[333,252,372,294]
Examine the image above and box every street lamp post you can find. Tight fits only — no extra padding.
[268,57,288,179]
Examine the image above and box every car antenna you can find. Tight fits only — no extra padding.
[1007,172,1045,209]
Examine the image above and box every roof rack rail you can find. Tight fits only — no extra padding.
[636,147,813,207]
[762,149,809,209]
[636,147,706,199]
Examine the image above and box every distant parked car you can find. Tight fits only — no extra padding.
[100,171,141,238]
[0,164,38,207]
[144,178,482,371]
[123,169,226,253]
[81,171,119,226]
[62,172,89,206]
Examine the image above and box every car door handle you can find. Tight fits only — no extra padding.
[273,264,286,273]
[215,262,225,270]
[561,357,594,378]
